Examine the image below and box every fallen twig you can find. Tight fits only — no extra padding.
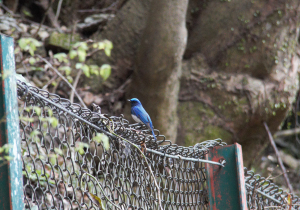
[42,74,58,89]
[70,69,82,103]
[263,122,293,193]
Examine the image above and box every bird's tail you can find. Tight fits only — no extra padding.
[151,128,157,141]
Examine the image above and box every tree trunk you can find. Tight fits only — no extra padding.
[127,0,188,141]
[87,0,152,92]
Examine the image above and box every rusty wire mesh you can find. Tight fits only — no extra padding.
[17,80,300,210]
[244,169,300,210]
[17,80,225,210]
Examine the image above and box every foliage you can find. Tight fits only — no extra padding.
[93,133,110,151]
[66,40,112,79]
[16,37,113,86]
[16,38,42,56]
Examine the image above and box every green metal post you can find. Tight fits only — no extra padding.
[206,143,247,210]
[0,34,24,209]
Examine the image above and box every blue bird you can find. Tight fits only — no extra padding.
[129,98,157,140]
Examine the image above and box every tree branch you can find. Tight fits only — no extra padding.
[37,55,87,108]
[274,128,300,138]
[263,122,293,193]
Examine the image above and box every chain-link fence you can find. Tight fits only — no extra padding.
[244,169,300,209]
[17,80,300,210]
[18,80,224,210]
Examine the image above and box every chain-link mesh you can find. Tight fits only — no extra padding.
[17,81,227,210]
[17,80,300,210]
[244,168,300,209]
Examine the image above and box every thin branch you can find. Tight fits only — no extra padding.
[80,172,121,210]
[37,55,87,108]
[55,0,63,22]
[274,127,300,138]
[52,77,62,93]
[70,20,78,48]
[34,0,54,38]
[0,3,16,16]
[263,122,293,193]
[42,74,58,89]
[70,69,82,103]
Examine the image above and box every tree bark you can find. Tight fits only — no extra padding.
[127,0,188,141]
[88,0,152,92]
[178,0,300,166]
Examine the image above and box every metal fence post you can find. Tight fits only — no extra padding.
[206,143,247,210]
[0,34,24,209]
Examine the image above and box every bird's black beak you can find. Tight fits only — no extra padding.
[127,99,131,102]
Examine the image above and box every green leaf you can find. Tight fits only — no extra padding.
[82,64,90,77]
[19,116,34,122]
[29,57,36,65]
[77,49,87,62]
[69,50,77,59]
[49,117,58,127]
[93,43,98,48]
[18,38,27,50]
[58,66,72,76]
[104,48,111,57]
[93,133,110,151]
[89,65,99,76]
[51,81,57,86]
[54,53,67,63]
[18,38,42,55]
[47,108,53,117]
[67,76,73,83]
[50,155,57,165]
[104,40,113,57]
[78,42,88,51]
[29,42,37,54]
[73,42,88,51]
[75,142,89,155]
[33,107,41,116]
[75,63,83,69]
[72,42,81,48]
[22,8,33,17]
[97,42,105,50]
[42,122,47,129]
[28,48,34,56]
[100,64,111,81]
[30,66,44,71]
[31,38,42,47]
[30,130,40,138]
[14,47,21,54]
[54,148,63,156]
